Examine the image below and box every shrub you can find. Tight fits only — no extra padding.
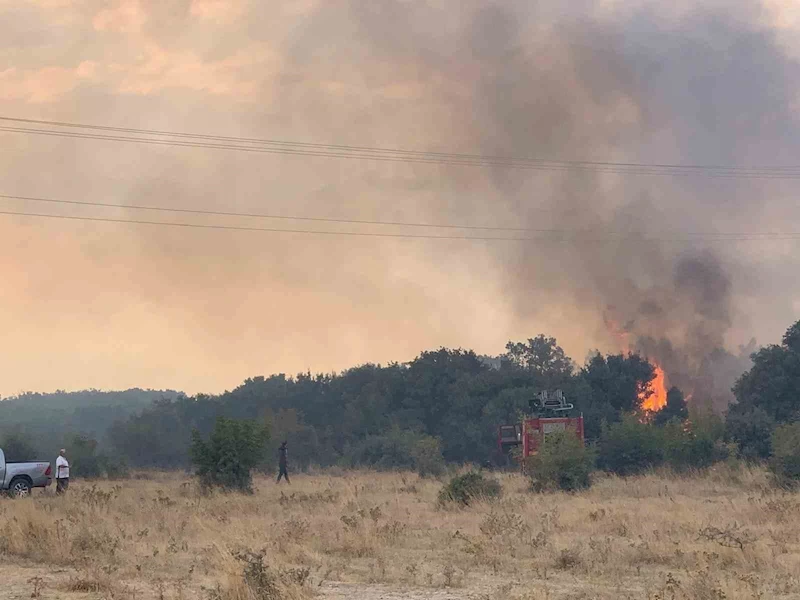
[579,400,621,443]
[438,471,502,506]
[725,405,776,460]
[0,430,36,462]
[597,415,664,475]
[769,422,800,486]
[654,387,688,427]
[343,428,445,477]
[190,417,270,493]
[662,421,728,471]
[101,456,130,480]
[409,435,447,477]
[70,435,104,479]
[525,430,595,492]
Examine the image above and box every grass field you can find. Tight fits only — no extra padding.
[1,466,799,599]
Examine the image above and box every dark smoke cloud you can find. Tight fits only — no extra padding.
[1,0,798,398]
[455,1,799,407]
[309,0,800,407]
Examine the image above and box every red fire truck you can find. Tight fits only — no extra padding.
[497,391,584,464]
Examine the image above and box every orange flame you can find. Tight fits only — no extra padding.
[641,365,668,411]
[604,308,669,413]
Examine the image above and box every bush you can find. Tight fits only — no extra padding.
[725,405,776,460]
[654,387,688,427]
[597,415,664,475]
[70,435,104,479]
[190,417,270,493]
[769,422,800,486]
[409,435,447,477]
[662,421,728,472]
[579,400,621,443]
[438,471,502,506]
[525,430,595,492]
[101,456,130,480]
[0,430,36,462]
[343,428,445,477]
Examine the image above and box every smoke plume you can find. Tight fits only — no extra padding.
[1,0,799,400]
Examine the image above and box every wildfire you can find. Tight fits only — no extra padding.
[641,365,668,411]
[604,307,669,413]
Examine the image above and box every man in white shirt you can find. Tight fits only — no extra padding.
[55,449,69,495]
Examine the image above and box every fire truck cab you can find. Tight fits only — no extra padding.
[498,424,522,453]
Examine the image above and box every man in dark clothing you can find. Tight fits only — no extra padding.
[277,441,289,483]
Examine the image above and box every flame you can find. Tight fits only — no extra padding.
[641,365,668,411]
[604,306,669,413]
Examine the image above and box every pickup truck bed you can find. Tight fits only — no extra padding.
[0,448,52,497]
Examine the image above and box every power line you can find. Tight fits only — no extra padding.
[0,193,548,233]
[7,115,800,173]
[0,192,795,238]
[6,115,799,171]
[1,208,799,242]
[0,209,588,240]
[2,124,691,172]
[3,116,800,179]
[5,124,800,179]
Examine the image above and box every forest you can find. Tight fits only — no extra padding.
[1,320,798,478]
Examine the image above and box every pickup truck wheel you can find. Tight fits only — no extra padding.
[9,477,32,498]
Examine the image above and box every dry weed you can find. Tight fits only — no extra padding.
[0,468,797,598]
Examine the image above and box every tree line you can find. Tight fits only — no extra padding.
[3,321,799,479]
[105,335,663,473]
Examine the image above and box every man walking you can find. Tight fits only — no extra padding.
[55,448,70,495]
[277,441,289,484]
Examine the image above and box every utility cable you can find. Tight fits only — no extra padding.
[2,208,800,243]
[0,192,795,237]
[4,116,800,179]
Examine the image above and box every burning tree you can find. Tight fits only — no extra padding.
[654,387,689,427]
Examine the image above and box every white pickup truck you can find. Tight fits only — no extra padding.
[0,448,52,497]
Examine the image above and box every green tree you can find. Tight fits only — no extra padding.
[525,430,595,492]
[580,353,655,414]
[504,335,574,385]
[0,429,37,462]
[725,405,775,460]
[69,434,104,478]
[264,408,320,471]
[110,395,221,468]
[732,319,800,423]
[98,339,706,473]
[782,320,800,352]
[654,387,688,427]
[662,419,726,471]
[343,428,445,477]
[769,422,800,486]
[190,417,270,492]
[597,415,664,475]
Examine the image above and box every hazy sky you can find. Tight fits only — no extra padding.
[1,0,799,395]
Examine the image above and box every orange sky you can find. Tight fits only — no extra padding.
[1,0,799,395]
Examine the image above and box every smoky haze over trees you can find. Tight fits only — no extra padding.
[2,318,798,474]
[0,389,180,468]
[1,1,800,399]
[2,336,663,470]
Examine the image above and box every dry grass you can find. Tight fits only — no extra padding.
[0,465,799,599]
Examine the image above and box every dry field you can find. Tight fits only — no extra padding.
[1,466,799,600]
